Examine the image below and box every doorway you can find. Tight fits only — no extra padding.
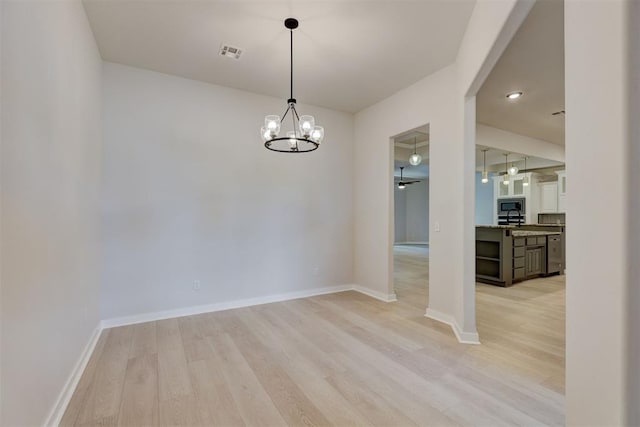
[392,126,430,309]
[472,0,566,394]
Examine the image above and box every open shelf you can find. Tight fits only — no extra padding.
[476,240,500,259]
[476,258,500,279]
[476,255,500,261]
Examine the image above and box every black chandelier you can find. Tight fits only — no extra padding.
[261,18,324,153]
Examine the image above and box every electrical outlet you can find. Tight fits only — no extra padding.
[193,280,201,291]
[434,222,441,232]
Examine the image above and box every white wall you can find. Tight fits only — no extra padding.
[394,186,407,243]
[354,64,462,311]
[475,172,493,225]
[565,0,635,424]
[477,123,565,162]
[405,179,429,243]
[0,1,102,425]
[629,2,640,424]
[0,1,4,419]
[394,179,429,244]
[101,63,354,321]
[353,0,530,341]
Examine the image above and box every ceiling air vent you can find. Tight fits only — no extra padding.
[219,44,243,59]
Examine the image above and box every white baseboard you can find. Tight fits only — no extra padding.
[102,284,401,329]
[101,284,355,329]
[351,285,398,302]
[44,324,102,427]
[425,308,480,345]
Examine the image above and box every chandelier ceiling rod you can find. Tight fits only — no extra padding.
[289,21,293,102]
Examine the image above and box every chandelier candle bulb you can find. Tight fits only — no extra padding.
[310,126,324,144]
[287,131,297,148]
[260,127,271,142]
[265,115,281,138]
[299,115,315,137]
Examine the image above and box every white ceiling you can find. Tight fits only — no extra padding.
[82,0,476,113]
[476,0,565,145]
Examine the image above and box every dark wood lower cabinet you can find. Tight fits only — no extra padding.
[525,247,545,277]
[476,227,562,286]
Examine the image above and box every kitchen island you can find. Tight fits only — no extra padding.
[476,225,564,287]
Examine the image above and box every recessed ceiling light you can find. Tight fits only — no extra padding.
[506,91,523,100]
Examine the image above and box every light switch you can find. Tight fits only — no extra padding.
[434,222,440,232]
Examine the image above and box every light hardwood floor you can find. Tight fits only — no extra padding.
[62,244,565,426]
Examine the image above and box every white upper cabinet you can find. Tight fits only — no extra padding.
[539,182,559,213]
[493,173,531,198]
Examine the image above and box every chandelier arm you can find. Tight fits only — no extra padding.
[281,105,292,121]
[291,105,297,134]
[291,104,301,121]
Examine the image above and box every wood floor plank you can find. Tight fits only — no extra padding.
[59,330,110,427]
[187,358,245,426]
[156,318,193,401]
[224,312,332,426]
[158,395,201,427]
[75,326,134,426]
[128,321,157,359]
[63,244,565,426]
[208,332,286,426]
[117,354,158,426]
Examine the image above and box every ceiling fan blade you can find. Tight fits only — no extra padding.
[405,180,420,184]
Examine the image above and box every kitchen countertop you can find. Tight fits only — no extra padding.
[511,230,561,237]
[476,225,562,236]
[476,224,565,229]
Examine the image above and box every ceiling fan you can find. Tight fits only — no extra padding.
[397,166,420,190]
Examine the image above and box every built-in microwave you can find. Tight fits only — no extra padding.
[497,197,526,225]
[497,197,526,215]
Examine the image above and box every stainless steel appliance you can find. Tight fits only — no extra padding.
[497,197,525,225]
[546,234,563,274]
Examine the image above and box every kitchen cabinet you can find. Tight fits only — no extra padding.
[476,227,561,286]
[547,234,563,273]
[539,182,558,213]
[556,170,566,212]
[525,247,545,276]
[492,172,539,224]
[494,173,528,198]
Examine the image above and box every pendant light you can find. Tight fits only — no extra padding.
[409,137,422,166]
[481,148,489,183]
[261,18,324,152]
[503,153,510,185]
[522,157,529,186]
[508,159,519,175]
